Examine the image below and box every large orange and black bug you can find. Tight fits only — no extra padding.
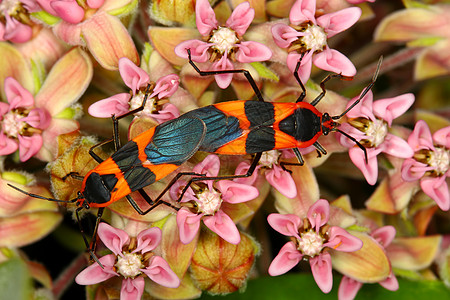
[9,51,380,265]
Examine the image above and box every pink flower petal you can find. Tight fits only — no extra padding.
[379,272,399,291]
[345,90,375,121]
[88,93,131,118]
[149,103,180,123]
[371,226,396,247]
[226,1,254,36]
[233,161,260,185]
[120,277,145,300]
[289,0,316,25]
[372,93,415,126]
[18,134,42,162]
[216,180,259,204]
[75,254,118,285]
[407,120,434,151]
[193,154,220,177]
[313,48,356,77]
[4,77,34,109]
[349,147,380,185]
[97,222,130,256]
[133,227,161,254]
[433,125,450,148]
[401,158,427,182]
[3,16,33,43]
[0,103,9,116]
[35,0,57,15]
[338,276,363,300]
[379,133,414,158]
[286,52,313,83]
[212,56,234,89]
[0,133,18,156]
[324,227,362,252]
[142,256,180,288]
[203,210,241,244]
[118,58,150,93]
[20,108,51,130]
[176,207,202,244]
[271,23,300,49]
[195,0,218,36]
[307,199,330,231]
[87,0,104,9]
[317,7,361,38]
[420,177,450,211]
[310,252,333,293]
[151,74,179,99]
[265,165,297,198]
[235,41,272,63]
[50,0,85,24]
[268,241,302,276]
[267,213,302,238]
[174,39,211,62]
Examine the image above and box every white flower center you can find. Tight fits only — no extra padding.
[259,150,281,168]
[209,27,239,54]
[2,111,26,138]
[300,24,328,52]
[0,0,21,15]
[129,91,157,116]
[364,119,388,147]
[196,188,223,215]
[298,230,324,257]
[429,147,450,176]
[115,253,144,278]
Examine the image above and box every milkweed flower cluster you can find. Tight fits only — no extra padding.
[0,0,449,299]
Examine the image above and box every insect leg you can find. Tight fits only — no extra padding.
[313,141,327,157]
[74,206,104,268]
[124,171,207,215]
[176,152,263,202]
[293,54,307,103]
[309,74,349,107]
[186,49,265,102]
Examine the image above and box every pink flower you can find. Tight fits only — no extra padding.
[75,222,180,300]
[235,150,297,199]
[271,0,361,83]
[268,199,362,293]
[35,0,138,70]
[174,0,272,89]
[401,121,450,211]
[338,226,398,300]
[88,57,180,123]
[0,47,92,161]
[338,90,415,185]
[171,155,259,245]
[0,0,40,43]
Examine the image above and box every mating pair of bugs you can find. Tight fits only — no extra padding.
[10,49,380,264]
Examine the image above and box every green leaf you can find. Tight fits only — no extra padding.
[249,62,279,82]
[199,274,450,299]
[402,0,431,9]
[0,258,32,300]
[407,36,444,47]
[31,11,60,25]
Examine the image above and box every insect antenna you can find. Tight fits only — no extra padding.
[332,56,383,120]
[7,183,79,203]
[328,57,383,164]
